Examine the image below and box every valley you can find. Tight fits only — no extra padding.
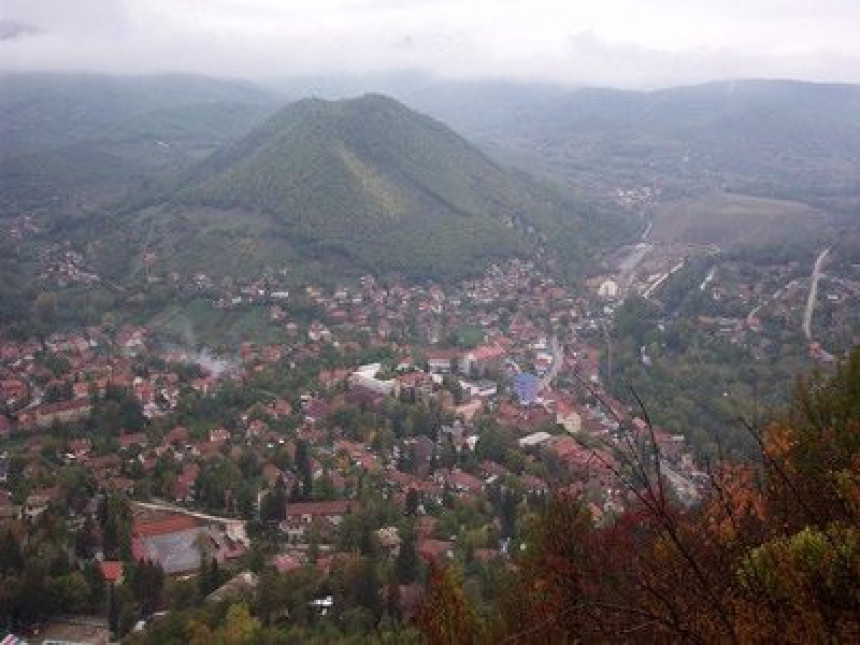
[0,71,857,643]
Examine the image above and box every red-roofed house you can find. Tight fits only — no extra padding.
[118,432,148,449]
[209,427,230,445]
[262,463,284,487]
[443,468,484,495]
[396,583,425,621]
[556,400,582,434]
[281,500,358,542]
[273,554,302,574]
[418,539,453,562]
[521,474,550,495]
[473,548,501,563]
[24,399,92,429]
[303,399,330,425]
[164,426,189,446]
[100,560,124,585]
[459,345,505,376]
[133,514,199,538]
[426,349,458,373]
[319,369,349,389]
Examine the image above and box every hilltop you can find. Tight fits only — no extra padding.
[98,94,623,283]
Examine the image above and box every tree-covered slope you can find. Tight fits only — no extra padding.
[0,73,278,218]
[112,94,624,283]
[0,72,277,152]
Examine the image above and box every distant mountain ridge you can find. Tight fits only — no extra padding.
[398,78,860,202]
[0,72,278,152]
[0,73,279,217]
[6,72,856,287]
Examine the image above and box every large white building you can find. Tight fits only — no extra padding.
[598,279,619,300]
[349,363,399,397]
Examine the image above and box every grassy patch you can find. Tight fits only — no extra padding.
[651,192,832,247]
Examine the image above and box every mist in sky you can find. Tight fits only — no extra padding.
[1,0,859,88]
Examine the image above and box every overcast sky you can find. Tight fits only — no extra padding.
[2,0,859,88]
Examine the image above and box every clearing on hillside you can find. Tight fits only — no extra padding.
[650,192,832,247]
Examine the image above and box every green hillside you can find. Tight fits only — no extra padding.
[0,72,277,152]
[105,94,625,283]
[0,73,278,219]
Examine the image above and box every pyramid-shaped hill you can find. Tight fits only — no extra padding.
[115,94,615,282]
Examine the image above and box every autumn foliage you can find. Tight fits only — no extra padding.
[418,348,860,643]
[417,563,484,645]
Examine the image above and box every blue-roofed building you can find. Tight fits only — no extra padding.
[513,373,541,406]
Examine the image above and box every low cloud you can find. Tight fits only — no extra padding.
[0,19,39,42]
[1,0,858,88]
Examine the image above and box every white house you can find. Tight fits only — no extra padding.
[598,279,619,300]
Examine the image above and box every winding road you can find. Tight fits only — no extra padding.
[19,375,44,411]
[616,243,653,299]
[802,247,830,341]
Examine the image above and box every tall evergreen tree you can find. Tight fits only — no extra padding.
[356,557,381,620]
[294,440,313,501]
[0,528,23,574]
[417,564,483,644]
[260,475,287,524]
[395,523,419,585]
[500,488,518,541]
[101,495,132,560]
[405,488,420,516]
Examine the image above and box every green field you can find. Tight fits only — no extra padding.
[149,298,286,349]
[651,191,833,247]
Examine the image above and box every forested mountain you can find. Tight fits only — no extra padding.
[0,73,277,152]
[400,79,860,198]
[5,72,859,287]
[95,94,624,283]
[0,73,279,217]
[6,73,860,220]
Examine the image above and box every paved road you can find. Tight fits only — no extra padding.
[19,375,44,411]
[698,265,717,291]
[618,213,655,298]
[641,219,652,242]
[133,500,250,547]
[642,259,685,299]
[616,243,653,298]
[539,334,563,391]
[802,247,830,341]
[746,278,797,324]
[660,459,701,506]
